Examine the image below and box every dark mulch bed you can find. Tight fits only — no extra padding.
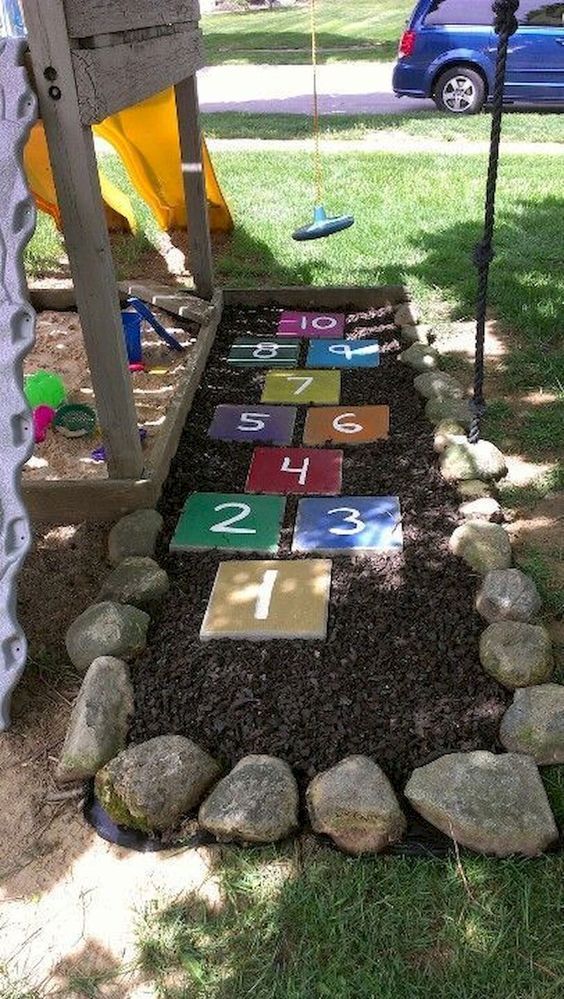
[129,302,510,790]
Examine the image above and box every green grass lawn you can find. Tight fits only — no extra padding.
[134,842,564,999]
[202,0,409,65]
[201,109,564,144]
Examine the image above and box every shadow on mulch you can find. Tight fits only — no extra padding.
[128,303,510,792]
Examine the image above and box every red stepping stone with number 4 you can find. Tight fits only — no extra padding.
[246,447,342,495]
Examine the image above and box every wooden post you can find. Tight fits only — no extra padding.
[21,0,144,479]
[174,75,214,301]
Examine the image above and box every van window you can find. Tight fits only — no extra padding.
[424,0,494,26]
[517,3,564,26]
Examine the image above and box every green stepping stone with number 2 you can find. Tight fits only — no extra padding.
[170,493,286,553]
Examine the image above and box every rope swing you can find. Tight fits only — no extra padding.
[470,0,520,443]
[292,0,354,241]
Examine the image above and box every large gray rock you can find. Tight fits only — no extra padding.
[98,557,169,609]
[414,371,465,401]
[433,420,466,454]
[425,397,472,428]
[108,508,163,566]
[399,343,439,372]
[476,569,542,623]
[198,755,298,844]
[457,479,496,500]
[440,440,507,482]
[395,301,420,326]
[405,751,558,857]
[459,497,503,523]
[306,756,406,855]
[500,685,564,764]
[66,601,150,670]
[399,323,432,345]
[449,522,512,573]
[56,657,133,783]
[479,621,553,688]
[95,735,221,833]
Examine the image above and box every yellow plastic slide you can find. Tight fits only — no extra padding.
[25,87,232,235]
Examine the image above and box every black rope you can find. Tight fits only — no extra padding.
[470,0,520,444]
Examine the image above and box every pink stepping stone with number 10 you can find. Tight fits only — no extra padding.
[277,310,345,338]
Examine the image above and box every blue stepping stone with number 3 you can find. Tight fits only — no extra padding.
[292,496,403,554]
[306,339,380,368]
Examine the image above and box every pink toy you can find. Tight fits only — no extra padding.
[33,405,56,443]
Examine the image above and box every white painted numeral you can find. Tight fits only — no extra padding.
[327,507,365,536]
[237,412,271,432]
[254,569,278,620]
[312,315,338,330]
[286,375,314,396]
[281,456,310,485]
[332,412,363,435]
[210,502,255,535]
[253,342,280,359]
[328,343,354,360]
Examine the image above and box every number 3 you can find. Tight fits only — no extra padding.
[327,507,365,536]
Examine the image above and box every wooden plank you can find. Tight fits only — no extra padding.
[146,290,222,493]
[72,27,204,125]
[174,75,214,300]
[223,285,409,309]
[63,0,200,39]
[118,280,215,325]
[23,477,157,525]
[21,0,144,479]
[23,292,223,524]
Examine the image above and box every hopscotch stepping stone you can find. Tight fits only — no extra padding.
[261,370,340,405]
[209,405,297,445]
[170,493,286,553]
[227,338,299,367]
[303,406,389,445]
[277,310,345,338]
[293,497,403,554]
[306,339,380,369]
[246,447,342,495]
[200,559,332,640]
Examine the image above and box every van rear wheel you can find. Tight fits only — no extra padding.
[434,67,485,114]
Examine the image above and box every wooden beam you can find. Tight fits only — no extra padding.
[174,75,214,301]
[72,26,204,125]
[21,0,144,479]
[62,0,199,39]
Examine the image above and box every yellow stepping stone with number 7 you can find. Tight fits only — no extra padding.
[261,369,340,405]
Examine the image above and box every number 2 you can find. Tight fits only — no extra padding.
[286,375,313,396]
[210,502,255,535]
[327,507,365,536]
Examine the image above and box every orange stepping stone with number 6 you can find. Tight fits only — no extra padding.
[303,405,389,446]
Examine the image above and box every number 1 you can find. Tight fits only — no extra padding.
[254,569,278,620]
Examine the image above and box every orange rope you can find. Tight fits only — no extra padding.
[310,0,323,204]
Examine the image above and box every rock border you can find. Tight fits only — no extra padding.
[57,303,562,857]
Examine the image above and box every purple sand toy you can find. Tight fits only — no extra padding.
[91,427,147,463]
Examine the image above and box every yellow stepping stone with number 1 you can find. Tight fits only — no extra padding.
[261,369,341,405]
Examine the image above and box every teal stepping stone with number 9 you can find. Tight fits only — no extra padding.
[170,493,286,553]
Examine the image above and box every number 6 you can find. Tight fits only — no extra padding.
[333,412,363,435]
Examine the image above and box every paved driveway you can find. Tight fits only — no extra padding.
[197,62,435,114]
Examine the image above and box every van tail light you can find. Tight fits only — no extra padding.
[398,30,417,58]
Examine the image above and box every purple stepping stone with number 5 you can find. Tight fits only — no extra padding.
[208,404,297,445]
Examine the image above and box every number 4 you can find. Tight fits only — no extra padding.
[281,456,310,485]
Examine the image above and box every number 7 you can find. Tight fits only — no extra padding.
[286,375,314,396]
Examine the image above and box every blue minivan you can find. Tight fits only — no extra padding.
[393,0,564,112]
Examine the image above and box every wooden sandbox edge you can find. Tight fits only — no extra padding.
[23,290,223,524]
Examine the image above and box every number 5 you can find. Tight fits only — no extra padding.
[237,412,271,432]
